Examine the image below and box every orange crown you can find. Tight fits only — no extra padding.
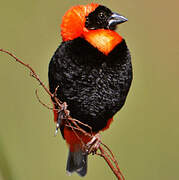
[61,3,99,41]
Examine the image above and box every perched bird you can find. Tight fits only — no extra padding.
[48,3,132,177]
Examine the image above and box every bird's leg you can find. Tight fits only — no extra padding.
[54,102,68,136]
[86,133,101,155]
[54,112,62,136]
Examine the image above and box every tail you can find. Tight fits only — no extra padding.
[66,149,88,177]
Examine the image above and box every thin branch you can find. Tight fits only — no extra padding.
[0,49,125,180]
[66,120,86,149]
[98,146,124,180]
[100,143,125,180]
[68,117,93,136]
[35,89,53,110]
[0,49,52,97]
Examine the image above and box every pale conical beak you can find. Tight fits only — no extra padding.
[107,12,128,29]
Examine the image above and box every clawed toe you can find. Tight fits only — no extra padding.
[86,133,101,154]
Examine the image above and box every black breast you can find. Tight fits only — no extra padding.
[48,37,132,132]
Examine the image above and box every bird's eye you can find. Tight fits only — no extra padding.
[98,12,105,19]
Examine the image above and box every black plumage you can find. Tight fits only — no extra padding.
[48,37,132,133]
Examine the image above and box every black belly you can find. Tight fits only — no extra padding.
[48,37,132,132]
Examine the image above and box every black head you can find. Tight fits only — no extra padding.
[85,5,128,30]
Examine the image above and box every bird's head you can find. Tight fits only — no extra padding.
[61,4,128,55]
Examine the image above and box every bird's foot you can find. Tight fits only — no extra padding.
[86,133,101,155]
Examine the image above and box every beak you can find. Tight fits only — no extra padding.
[108,12,128,29]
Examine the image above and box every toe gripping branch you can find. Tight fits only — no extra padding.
[86,133,101,155]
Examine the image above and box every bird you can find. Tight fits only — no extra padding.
[48,3,132,177]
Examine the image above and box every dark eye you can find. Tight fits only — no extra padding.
[98,12,105,19]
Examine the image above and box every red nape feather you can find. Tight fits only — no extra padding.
[61,3,99,41]
[102,118,114,131]
[64,127,92,152]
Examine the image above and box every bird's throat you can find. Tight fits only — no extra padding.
[83,29,123,55]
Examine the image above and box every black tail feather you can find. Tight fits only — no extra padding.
[66,149,87,177]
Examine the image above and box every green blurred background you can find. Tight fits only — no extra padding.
[0,0,178,179]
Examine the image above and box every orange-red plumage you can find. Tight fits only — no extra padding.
[83,29,123,55]
[64,127,92,152]
[61,4,99,41]
[101,118,114,131]
[53,106,58,123]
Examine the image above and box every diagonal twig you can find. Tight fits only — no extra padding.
[35,88,53,110]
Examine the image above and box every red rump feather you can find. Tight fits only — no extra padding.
[53,106,58,123]
[64,127,92,152]
[102,118,114,131]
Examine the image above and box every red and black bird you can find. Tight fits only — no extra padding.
[48,4,132,177]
